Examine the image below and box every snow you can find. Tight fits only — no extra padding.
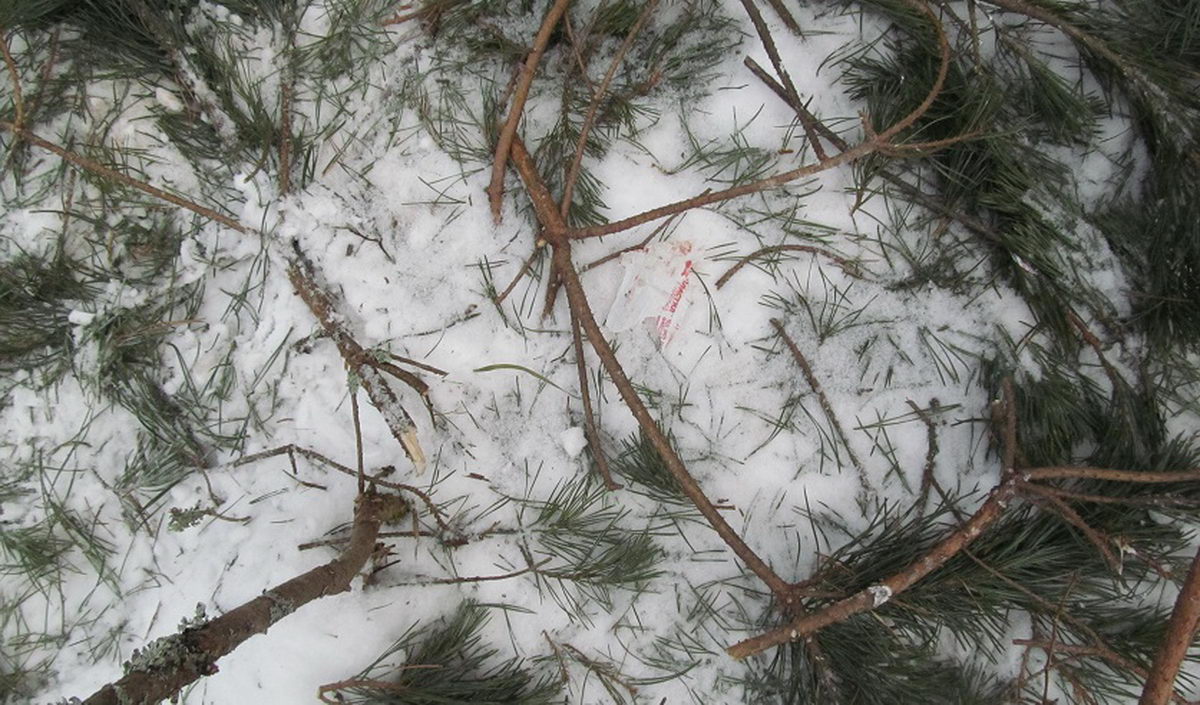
[0,0,1181,703]
[560,426,588,458]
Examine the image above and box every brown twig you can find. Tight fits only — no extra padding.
[1022,483,1123,574]
[1016,639,1196,705]
[762,0,803,34]
[494,241,546,307]
[737,1,827,159]
[1,121,248,233]
[235,445,455,537]
[715,245,862,288]
[906,399,942,514]
[770,319,867,493]
[728,476,1021,659]
[81,493,405,705]
[0,26,24,130]
[385,558,552,585]
[999,377,1019,477]
[486,0,572,223]
[559,0,659,219]
[287,262,426,470]
[318,668,443,704]
[1140,545,1200,705]
[351,386,365,495]
[389,353,447,377]
[570,309,621,490]
[577,212,680,273]
[279,80,293,196]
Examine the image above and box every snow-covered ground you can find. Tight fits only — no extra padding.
[0,0,1174,703]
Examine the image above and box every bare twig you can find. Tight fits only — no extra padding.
[351,386,365,495]
[727,464,1200,659]
[487,0,572,223]
[1,121,248,233]
[737,1,826,159]
[1022,483,1123,573]
[385,558,552,585]
[560,0,659,219]
[389,354,447,377]
[716,245,861,288]
[771,319,867,493]
[318,668,443,704]
[0,26,24,129]
[906,399,942,514]
[1140,545,1200,705]
[578,213,678,273]
[494,241,546,307]
[762,0,802,34]
[570,309,621,490]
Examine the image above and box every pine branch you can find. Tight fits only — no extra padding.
[559,0,658,220]
[80,492,406,705]
[487,0,571,223]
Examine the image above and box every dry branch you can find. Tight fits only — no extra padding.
[559,0,659,219]
[771,319,868,492]
[81,493,405,705]
[716,245,861,288]
[569,0,949,240]
[487,0,572,223]
[0,26,24,129]
[0,122,248,233]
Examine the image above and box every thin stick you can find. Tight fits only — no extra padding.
[386,559,552,586]
[737,0,826,159]
[578,211,681,273]
[1,121,248,233]
[389,354,447,377]
[1000,377,1019,476]
[494,242,545,307]
[727,479,1021,659]
[906,399,942,514]
[1026,467,1200,483]
[1016,640,1193,705]
[571,309,621,490]
[715,244,861,288]
[560,0,658,219]
[351,386,365,495]
[487,0,572,223]
[771,319,867,490]
[728,459,1200,659]
[763,0,803,34]
[279,80,292,196]
[1140,545,1200,705]
[0,26,24,129]
[1023,484,1122,574]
